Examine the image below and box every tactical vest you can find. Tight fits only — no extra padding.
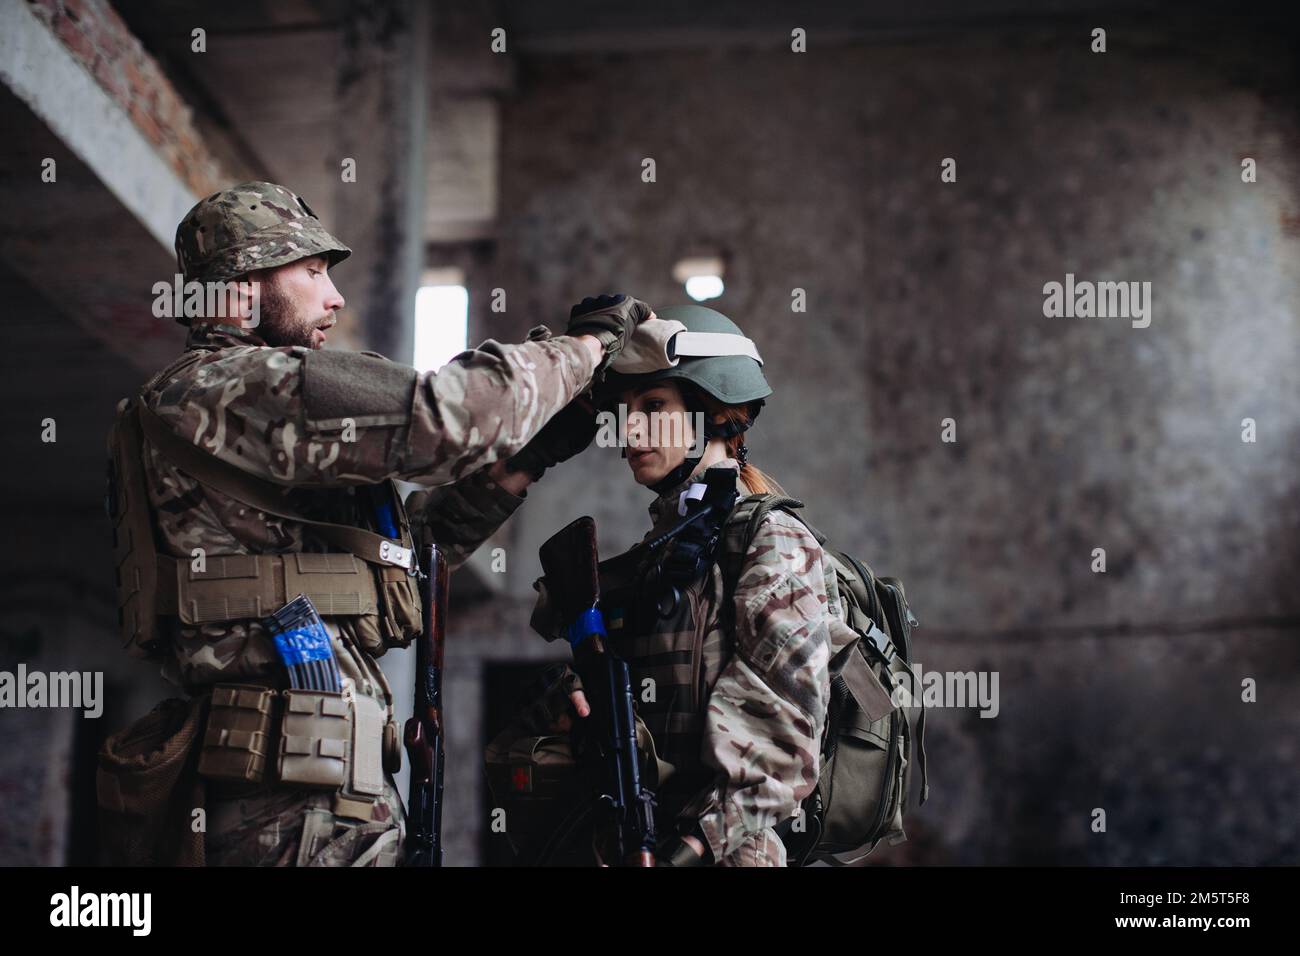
[106,349,424,663]
[593,540,732,812]
[101,348,424,855]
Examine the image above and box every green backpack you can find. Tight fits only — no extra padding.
[716,493,930,866]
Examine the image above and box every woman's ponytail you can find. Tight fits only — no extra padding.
[692,387,784,496]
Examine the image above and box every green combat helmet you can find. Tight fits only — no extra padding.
[172,181,351,325]
[597,304,772,493]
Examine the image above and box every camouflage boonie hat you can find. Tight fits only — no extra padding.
[174,181,351,288]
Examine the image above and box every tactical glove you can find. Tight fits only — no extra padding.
[514,662,585,736]
[504,395,599,482]
[655,832,712,867]
[566,294,654,379]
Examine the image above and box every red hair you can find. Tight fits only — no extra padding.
[686,384,784,496]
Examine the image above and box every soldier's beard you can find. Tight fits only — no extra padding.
[253,275,319,349]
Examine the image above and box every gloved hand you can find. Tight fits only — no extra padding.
[566,294,655,379]
[504,395,600,482]
[655,834,712,867]
[514,662,586,736]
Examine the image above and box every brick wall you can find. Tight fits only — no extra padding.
[24,0,222,196]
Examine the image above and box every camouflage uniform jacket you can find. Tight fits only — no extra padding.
[141,320,593,702]
[533,458,835,866]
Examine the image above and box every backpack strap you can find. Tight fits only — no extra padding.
[135,399,414,571]
[716,493,811,603]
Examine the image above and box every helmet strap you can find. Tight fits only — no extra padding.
[644,395,761,494]
[648,453,704,496]
[704,417,747,441]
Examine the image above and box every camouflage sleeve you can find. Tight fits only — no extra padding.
[675,509,833,861]
[150,335,597,488]
[403,466,526,570]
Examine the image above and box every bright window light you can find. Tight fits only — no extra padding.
[684,275,724,301]
[413,284,468,372]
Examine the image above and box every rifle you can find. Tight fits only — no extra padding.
[404,542,448,867]
[639,467,738,611]
[539,516,656,866]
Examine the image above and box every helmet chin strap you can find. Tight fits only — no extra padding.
[648,451,705,496]
[647,401,761,495]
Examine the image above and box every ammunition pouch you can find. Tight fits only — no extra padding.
[198,683,275,783]
[279,689,350,789]
[162,553,378,624]
[199,681,395,812]
[96,695,209,866]
[154,550,418,656]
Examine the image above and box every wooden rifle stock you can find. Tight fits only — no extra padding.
[404,542,448,867]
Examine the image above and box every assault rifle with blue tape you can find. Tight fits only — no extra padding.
[540,516,657,867]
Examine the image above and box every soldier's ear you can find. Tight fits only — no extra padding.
[232,272,268,326]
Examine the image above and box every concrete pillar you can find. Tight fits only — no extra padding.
[330,0,430,363]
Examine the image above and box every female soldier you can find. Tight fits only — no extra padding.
[506,304,835,867]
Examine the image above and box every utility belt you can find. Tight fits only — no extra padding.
[197,678,403,822]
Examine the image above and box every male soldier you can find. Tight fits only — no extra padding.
[105,181,652,866]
